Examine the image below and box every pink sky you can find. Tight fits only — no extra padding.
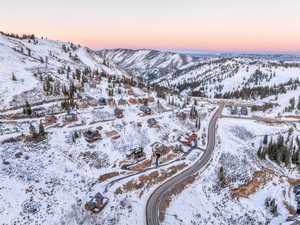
[1,0,300,52]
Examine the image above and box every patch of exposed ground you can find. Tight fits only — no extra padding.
[97,172,124,183]
[231,168,277,199]
[128,158,153,170]
[115,163,187,195]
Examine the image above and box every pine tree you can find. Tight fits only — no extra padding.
[29,123,37,138]
[11,73,17,81]
[263,135,268,145]
[23,101,32,115]
[39,121,45,136]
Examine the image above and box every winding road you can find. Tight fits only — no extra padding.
[146,104,224,225]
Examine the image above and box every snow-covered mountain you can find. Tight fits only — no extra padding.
[98,48,209,82]
[100,48,300,113]
[1,33,300,225]
[0,33,125,110]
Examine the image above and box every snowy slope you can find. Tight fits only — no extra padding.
[0,34,124,109]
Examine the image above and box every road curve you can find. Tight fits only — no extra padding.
[146,104,224,225]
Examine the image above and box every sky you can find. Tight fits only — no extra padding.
[1,0,300,52]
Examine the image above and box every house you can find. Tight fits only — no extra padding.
[128,89,135,96]
[127,145,145,159]
[140,105,152,115]
[178,132,198,146]
[231,106,238,115]
[114,108,124,118]
[176,112,187,120]
[77,100,89,109]
[44,115,57,124]
[98,97,107,106]
[89,82,97,88]
[64,113,78,123]
[188,132,198,143]
[118,99,127,105]
[241,107,248,116]
[107,98,116,106]
[85,192,109,213]
[148,96,155,102]
[124,84,132,89]
[152,143,168,156]
[129,98,137,104]
[83,130,102,142]
[105,130,119,137]
[147,118,158,127]
[73,81,82,89]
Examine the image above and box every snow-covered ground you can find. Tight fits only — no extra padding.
[164,118,299,225]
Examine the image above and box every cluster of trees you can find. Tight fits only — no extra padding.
[23,101,32,115]
[0,31,36,40]
[62,43,79,53]
[264,197,278,216]
[218,78,300,100]
[29,121,46,138]
[285,96,300,112]
[251,103,276,112]
[257,132,300,167]
[244,69,275,86]
[189,105,198,119]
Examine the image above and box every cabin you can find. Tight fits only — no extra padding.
[124,84,132,89]
[127,145,145,159]
[118,99,127,105]
[128,89,135,96]
[83,130,102,142]
[231,106,238,115]
[64,113,78,123]
[140,105,152,115]
[148,96,155,103]
[188,132,198,142]
[147,118,158,127]
[114,108,124,118]
[73,81,82,89]
[241,107,248,116]
[152,143,168,156]
[85,192,109,214]
[176,112,187,120]
[129,98,137,104]
[44,115,57,124]
[108,98,116,106]
[98,97,107,106]
[77,100,89,109]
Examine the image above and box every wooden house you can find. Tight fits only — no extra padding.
[64,113,78,123]
[83,130,102,142]
[85,192,109,213]
[127,145,145,160]
[176,112,187,120]
[43,115,57,125]
[129,98,137,104]
[118,99,127,105]
[114,108,124,118]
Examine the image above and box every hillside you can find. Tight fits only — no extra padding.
[0,34,124,110]
[1,33,300,225]
[100,49,300,116]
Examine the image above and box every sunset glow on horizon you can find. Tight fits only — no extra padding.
[1,0,300,52]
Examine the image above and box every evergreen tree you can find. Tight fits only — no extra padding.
[39,121,45,136]
[29,123,37,138]
[23,101,32,115]
[11,73,17,81]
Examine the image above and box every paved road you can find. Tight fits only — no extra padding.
[145,104,224,225]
